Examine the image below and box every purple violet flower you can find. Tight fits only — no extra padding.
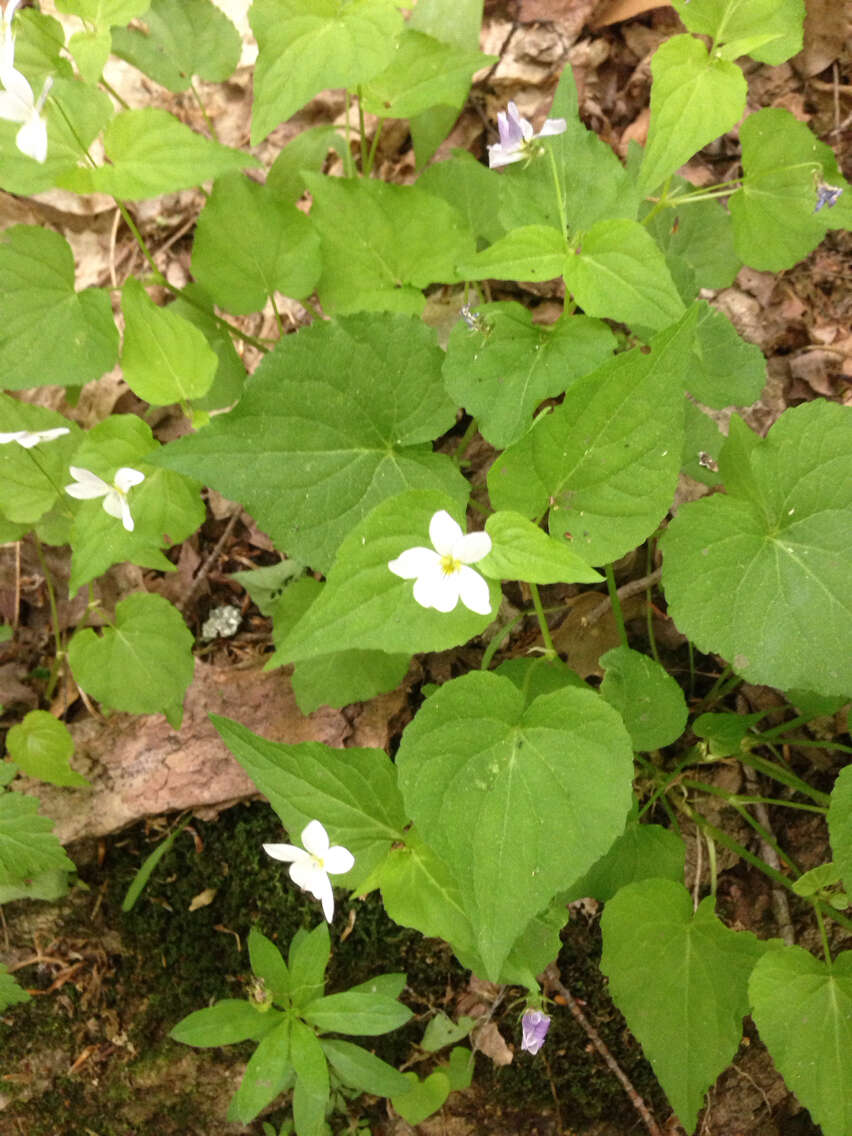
[488,101,567,169]
[521,1008,551,1055]
[814,183,843,213]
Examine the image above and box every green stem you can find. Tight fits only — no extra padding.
[453,418,478,467]
[356,85,367,173]
[641,176,672,226]
[364,117,383,178]
[342,89,355,178]
[99,76,130,110]
[736,751,831,807]
[759,713,811,740]
[190,79,219,141]
[813,902,832,966]
[682,780,800,874]
[32,535,63,703]
[480,613,525,670]
[604,562,628,648]
[693,663,733,712]
[529,583,556,659]
[25,450,75,518]
[547,148,567,236]
[269,292,284,336]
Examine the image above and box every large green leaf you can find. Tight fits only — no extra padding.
[479,511,603,586]
[728,109,848,272]
[0,967,30,1012]
[65,108,256,200]
[561,812,685,902]
[288,923,330,1010]
[0,227,117,390]
[643,187,740,292]
[0,791,75,886]
[110,0,241,91]
[458,225,568,284]
[563,218,685,332]
[67,592,195,728]
[5,711,88,788]
[272,491,500,664]
[154,315,466,572]
[489,309,696,566]
[304,174,474,314]
[828,765,852,897]
[191,173,321,313]
[599,646,688,751]
[639,36,745,194]
[441,302,616,449]
[301,983,412,1035]
[0,397,79,525]
[601,879,764,1133]
[660,401,852,695]
[687,300,765,408]
[360,29,492,120]
[396,671,634,978]
[169,1000,284,1046]
[417,148,503,244]
[250,0,403,143]
[321,1038,411,1096]
[228,1019,293,1124]
[268,578,410,713]
[247,927,291,1005]
[290,1018,330,1106]
[211,716,406,889]
[121,278,217,404]
[749,946,852,1136]
[671,0,805,66]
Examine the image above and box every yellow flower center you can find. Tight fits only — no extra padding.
[440,553,462,576]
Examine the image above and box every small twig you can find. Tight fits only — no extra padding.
[178,507,241,614]
[582,567,663,626]
[543,963,664,1136]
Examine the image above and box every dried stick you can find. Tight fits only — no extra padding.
[742,765,795,945]
[178,507,240,613]
[582,567,663,626]
[543,963,664,1136]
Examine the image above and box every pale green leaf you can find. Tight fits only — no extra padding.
[0,227,117,391]
[599,646,688,751]
[489,309,696,566]
[671,0,804,65]
[272,491,500,664]
[361,30,492,120]
[563,218,685,332]
[211,715,406,889]
[266,125,345,201]
[5,711,88,788]
[67,592,194,728]
[68,108,257,200]
[228,1019,293,1124]
[153,314,467,572]
[191,173,321,313]
[417,148,503,243]
[0,396,79,524]
[458,225,567,284]
[480,511,603,585]
[301,987,411,1035]
[121,278,217,404]
[248,927,291,1005]
[396,671,634,978]
[321,1038,411,1096]
[304,174,474,314]
[442,302,616,449]
[643,185,740,292]
[110,0,241,91]
[68,28,111,83]
[688,300,765,408]
[391,1071,450,1125]
[749,946,852,1136]
[660,400,852,695]
[639,36,746,194]
[55,0,150,25]
[0,967,30,1012]
[250,0,403,143]
[290,1019,329,1105]
[170,1000,284,1047]
[601,879,764,1133]
[288,922,329,1009]
[562,812,685,901]
[0,791,75,886]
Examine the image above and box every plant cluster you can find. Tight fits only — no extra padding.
[1,0,850,1134]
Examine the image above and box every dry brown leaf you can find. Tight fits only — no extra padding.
[593,0,671,27]
[472,1021,514,1066]
[188,888,218,911]
[797,0,848,77]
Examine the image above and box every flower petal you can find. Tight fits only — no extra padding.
[65,467,110,499]
[16,110,46,163]
[413,563,460,613]
[488,143,525,169]
[429,510,463,555]
[453,530,491,564]
[289,857,324,897]
[263,842,305,864]
[324,845,355,875]
[456,565,491,615]
[0,88,26,123]
[388,546,439,580]
[101,489,125,521]
[539,117,567,137]
[301,819,330,858]
[316,874,335,922]
[118,494,135,532]
[114,466,145,492]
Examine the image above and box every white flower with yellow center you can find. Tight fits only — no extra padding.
[263,820,354,923]
[65,466,145,533]
[388,509,492,616]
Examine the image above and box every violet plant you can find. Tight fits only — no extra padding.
[1,0,851,1133]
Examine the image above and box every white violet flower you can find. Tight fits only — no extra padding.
[263,820,355,923]
[488,100,567,169]
[0,0,51,164]
[0,427,69,448]
[65,466,145,533]
[388,509,492,616]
